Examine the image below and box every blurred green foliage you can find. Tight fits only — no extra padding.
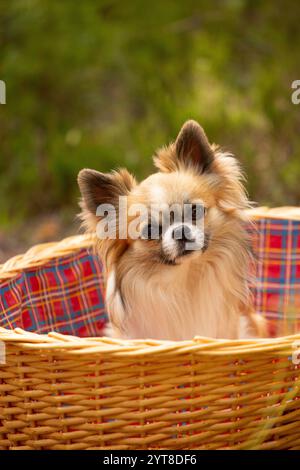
[1,0,300,226]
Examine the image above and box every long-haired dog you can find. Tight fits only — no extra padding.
[78,120,265,340]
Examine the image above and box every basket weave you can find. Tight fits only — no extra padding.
[0,207,300,450]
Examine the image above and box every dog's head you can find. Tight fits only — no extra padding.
[78,120,250,269]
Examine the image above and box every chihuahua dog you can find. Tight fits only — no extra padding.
[78,120,265,340]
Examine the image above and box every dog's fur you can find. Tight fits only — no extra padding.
[78,120,265,340]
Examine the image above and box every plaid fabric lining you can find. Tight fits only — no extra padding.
[0,248,107,337]
[0,215,300,338]
[250,217,300,337]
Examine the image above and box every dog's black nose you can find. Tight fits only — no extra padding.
[172,225,193,242]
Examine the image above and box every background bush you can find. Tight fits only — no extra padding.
[1,0,300,229]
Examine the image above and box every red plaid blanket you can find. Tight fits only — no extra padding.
[1,214,299,337]
[0,248,107,337]
[251,215,300,336]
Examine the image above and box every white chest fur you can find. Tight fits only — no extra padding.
[106,257,244,340]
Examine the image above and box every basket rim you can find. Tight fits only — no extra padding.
[0,233,95,280]
[0,326,299,356]
[247,206,300,220]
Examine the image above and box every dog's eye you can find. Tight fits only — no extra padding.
[141,223,162,240]
[191,204,206,222]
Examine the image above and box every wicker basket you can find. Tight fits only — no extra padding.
[0,208,300,450]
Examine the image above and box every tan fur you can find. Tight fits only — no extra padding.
[78,120,266,340]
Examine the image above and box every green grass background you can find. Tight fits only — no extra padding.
[0,0,300,231]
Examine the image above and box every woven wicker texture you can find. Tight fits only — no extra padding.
[0,207,299,450]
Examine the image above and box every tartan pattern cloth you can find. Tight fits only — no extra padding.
[0,215,300,338]
[250,216,300,337]
[0,249,107,337]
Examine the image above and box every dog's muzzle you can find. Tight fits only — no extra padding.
[161,223,205,262]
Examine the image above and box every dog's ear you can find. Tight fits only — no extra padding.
[78,168,136,229]
[154,120,214,173]
[175,120,214,172]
